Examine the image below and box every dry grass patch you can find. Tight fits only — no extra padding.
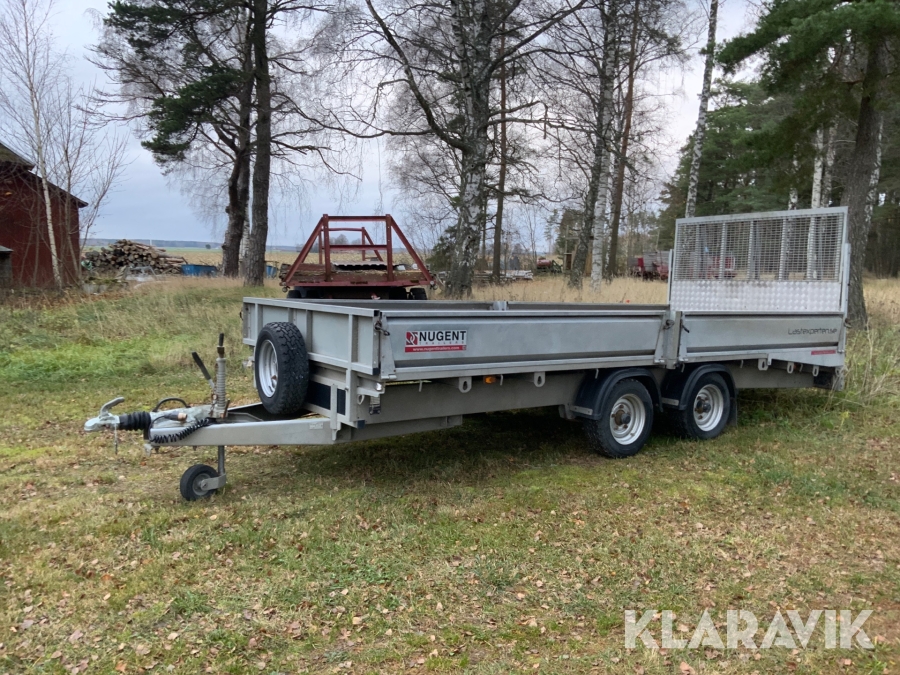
[468,276,667,305]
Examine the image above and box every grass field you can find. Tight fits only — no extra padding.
[1,278,899,674]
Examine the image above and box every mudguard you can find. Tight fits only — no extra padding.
[660,364,738,424]
[571,368,662,420]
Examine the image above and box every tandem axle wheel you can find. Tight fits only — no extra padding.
[179,445,228,501]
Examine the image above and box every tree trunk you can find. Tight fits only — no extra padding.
[811,127,824,208]
[605,0,640,280]
[222,31,254,278]
[40,175,62,287]
[568,123,606,289]
[61,177,79,281]
[243,0,271,287]
[222,148,249,277]
[684,0,717,219]
[569,39,613,291]
[448,143,489,297]
[29,87,61,286]
[588,13,616,293]
[446,0,492,298]
[492,30,507,281]
[822,125,835,206]
[841,39,888,329]
[588,130,612,292]
[570,17,614,290]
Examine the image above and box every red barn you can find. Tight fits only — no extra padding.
[0,140,86,287]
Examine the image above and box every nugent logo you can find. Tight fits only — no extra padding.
[405,329,468,353]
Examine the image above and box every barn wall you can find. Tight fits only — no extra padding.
[0,169,81,287]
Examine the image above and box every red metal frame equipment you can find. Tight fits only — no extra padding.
[280,215,434,299]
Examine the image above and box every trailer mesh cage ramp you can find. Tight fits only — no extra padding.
[85,207,850,500]
[669,207,848,313]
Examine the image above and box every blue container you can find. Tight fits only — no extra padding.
[266,264,279,279]
[182,264,218,277]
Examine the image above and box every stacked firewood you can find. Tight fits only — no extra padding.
[82,240,187,275]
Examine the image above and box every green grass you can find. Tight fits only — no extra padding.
[0,280,899,674]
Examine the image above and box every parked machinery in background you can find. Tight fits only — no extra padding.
[629,251,671,280]
[535,257,563,274]
[279,215,434,300]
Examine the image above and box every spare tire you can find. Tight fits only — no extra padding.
[254,322,309,415]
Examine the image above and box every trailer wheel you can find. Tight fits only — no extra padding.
[672,373,730,440]
[583,378,654,458]
[180,464,218,501]
[409,287,428,300]
[255,322,309,415]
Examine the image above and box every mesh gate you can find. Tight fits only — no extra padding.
[669,207,848,313]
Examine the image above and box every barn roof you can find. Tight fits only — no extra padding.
[0,245,12,253]
[0,141,34,170]
[0,139,87,207]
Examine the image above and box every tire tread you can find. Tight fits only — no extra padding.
[255,322,309,415]
[583,378,654,459]
[670,372,730,440]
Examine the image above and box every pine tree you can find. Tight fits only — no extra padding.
[718,0,900,328]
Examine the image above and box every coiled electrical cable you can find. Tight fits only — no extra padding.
[149,417,212,444]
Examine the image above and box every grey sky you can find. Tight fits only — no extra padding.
[48,0,755,246]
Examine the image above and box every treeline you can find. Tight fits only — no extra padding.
[83,0,897,323]
[656,79,900,286]
[656,0,899,327]
[88,0,694,292]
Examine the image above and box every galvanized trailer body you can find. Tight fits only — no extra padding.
[84,207,851,499]
[181,207,848,447]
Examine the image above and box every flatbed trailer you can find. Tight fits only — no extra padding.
[86,208,851,500]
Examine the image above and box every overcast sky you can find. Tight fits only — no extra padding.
[45,0,756,246]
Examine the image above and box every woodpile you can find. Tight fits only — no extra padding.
[82,240,188,275]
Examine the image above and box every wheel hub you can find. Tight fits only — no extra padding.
[693,384,725,431]
[608,393,646,445]
[192,473,211,496]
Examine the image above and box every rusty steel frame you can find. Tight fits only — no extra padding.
[282,214,434,289]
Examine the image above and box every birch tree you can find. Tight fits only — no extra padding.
[683,0,717,219]
[327,0,585,296]
[532,0,689,287]
[0,0,68,286]
[533,0,617,290]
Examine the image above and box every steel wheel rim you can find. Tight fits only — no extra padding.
[609,393,646,445]
[693,384,725,431]
[192,473,211,497]
[258,340,279,398]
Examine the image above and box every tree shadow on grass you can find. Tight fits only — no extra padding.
[249,407,594,492]
[222,390,837,502]
[236,406,682,500]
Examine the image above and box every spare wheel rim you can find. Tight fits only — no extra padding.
[258,340,279,398]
